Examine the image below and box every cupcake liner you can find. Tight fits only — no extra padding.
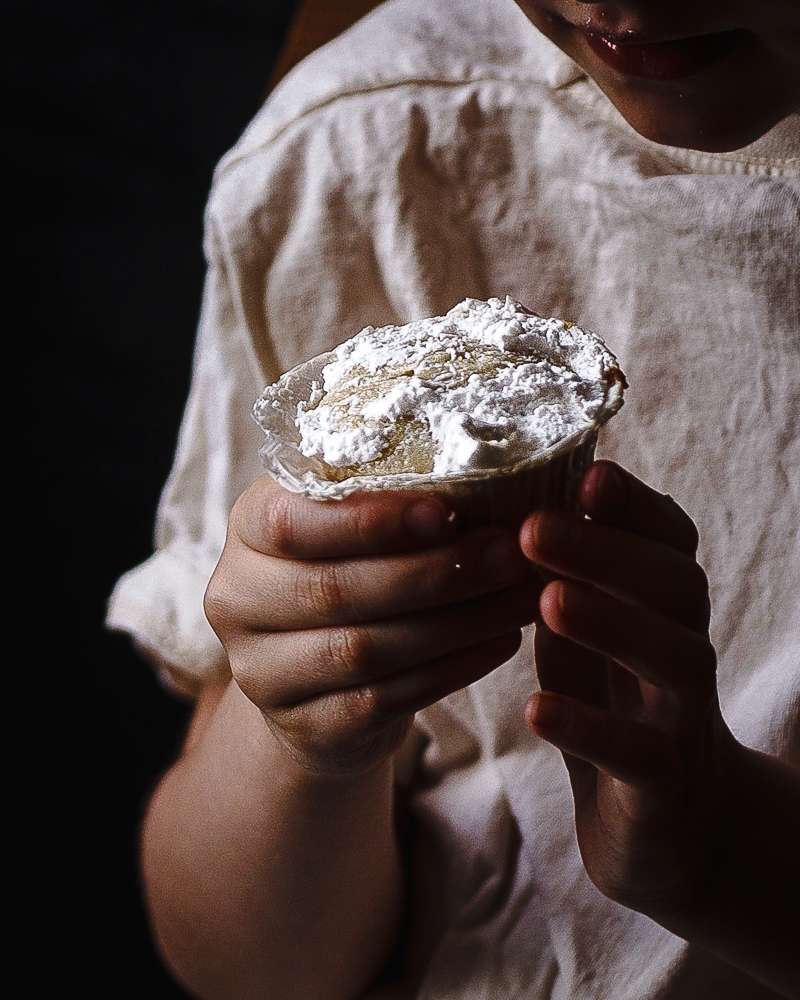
[253,350,599,529]
[433,433,597,530]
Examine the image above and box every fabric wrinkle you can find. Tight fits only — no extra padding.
[106,0,799,994]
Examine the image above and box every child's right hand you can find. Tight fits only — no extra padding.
[204,474,539,776]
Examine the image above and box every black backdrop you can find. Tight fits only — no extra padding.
[9,1,297,993]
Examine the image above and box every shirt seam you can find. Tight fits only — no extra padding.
[215,73,799,185]
[213,73,581,182]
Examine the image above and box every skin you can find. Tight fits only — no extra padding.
[522,463,799,993]
[143,483,538,998]
[144,467,800,1000]
[140,3,800,998]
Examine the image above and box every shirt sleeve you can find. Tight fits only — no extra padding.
[105,215,268,692]
[103,45,546,693]
[104,85,413,692]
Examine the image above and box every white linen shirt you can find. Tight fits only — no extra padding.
[108,0,800,995]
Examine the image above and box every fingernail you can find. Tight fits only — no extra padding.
[404,499,452,541]
[599,463,627,508]
[529,694,568,731]
[530,510,573,558]
[484,534,523,584]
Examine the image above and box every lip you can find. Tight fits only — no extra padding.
[579,27,749,81]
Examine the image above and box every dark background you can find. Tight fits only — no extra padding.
[9,1,297,993]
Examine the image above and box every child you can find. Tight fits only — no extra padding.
[107,0,800,997]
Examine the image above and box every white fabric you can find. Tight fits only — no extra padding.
[107,0,800,993]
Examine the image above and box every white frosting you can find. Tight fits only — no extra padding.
[292,297,624,477]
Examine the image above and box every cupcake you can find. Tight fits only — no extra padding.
[252,297,626,528]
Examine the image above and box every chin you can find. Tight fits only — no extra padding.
[595,81,794,153]
[512,3,800,154]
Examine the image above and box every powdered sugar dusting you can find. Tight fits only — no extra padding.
[288,297,624,477]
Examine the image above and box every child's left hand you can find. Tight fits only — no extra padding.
[520,461,799,995]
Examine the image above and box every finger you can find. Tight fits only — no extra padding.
[533,624,608,787]
[373,630,524,720]
[209,526,529,633]
[265,631,522,770]
[232,475,457,559]
[580,461,699,557]
[534,622,607,709]
[525,692,684,809]
[539,579,717,702]
[520,509,710,631]
[606,657,645,717]
[233,575,542,704]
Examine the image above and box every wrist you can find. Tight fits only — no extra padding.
[652,741,800,996]
[254,690,416,782]
[263,712,402,799]
[219,680,402,793]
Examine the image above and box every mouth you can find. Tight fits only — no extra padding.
[579,27,749,81]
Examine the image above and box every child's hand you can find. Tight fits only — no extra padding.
[521,460,800,995]
[521,461,735,917]
[205,475,539,776]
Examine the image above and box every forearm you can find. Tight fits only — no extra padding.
[141,679,404,1000]
[661,742,800,998]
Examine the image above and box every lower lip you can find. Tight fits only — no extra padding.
[582,29,747,81]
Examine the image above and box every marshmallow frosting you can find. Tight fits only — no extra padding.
[276,297,625,480]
